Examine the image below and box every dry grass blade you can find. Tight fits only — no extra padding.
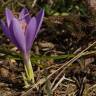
[50,41,96,80]
[51,41,96,89]
[51,49,96,89]
[52,75,65,92]
[52,75,74,92]
[83,50,96,55]
[87,84,96,92]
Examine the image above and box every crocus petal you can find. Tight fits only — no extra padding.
[26,17,37,52]
[35,9,44,38]
[5,8,14,27]
[9,21,23,51]
[0,20,10,38]
[12,18,26,53]
[19,8,31,24]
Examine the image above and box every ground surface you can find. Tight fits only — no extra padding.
[0,14,96,96]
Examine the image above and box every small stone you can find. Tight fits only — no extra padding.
[0,67,9,77]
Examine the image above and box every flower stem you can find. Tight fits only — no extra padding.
[23,53,35,84]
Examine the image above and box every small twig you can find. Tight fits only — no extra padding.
[52,75,74,91]
[52,75,65,92]
[32,0,37,8]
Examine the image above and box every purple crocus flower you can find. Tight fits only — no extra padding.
[0,8,44,54]
[0,8,44,86]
